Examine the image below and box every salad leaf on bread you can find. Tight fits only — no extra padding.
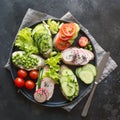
[43,52,62,84]
[15,27,39,54]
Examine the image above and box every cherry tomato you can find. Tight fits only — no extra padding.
[29,70,38,79]
[17,69,28,78]
[25,80,35,90]
[14,77,25,88]
[78,36,89,47]
[55,36,71,51]
[61,23,76,37]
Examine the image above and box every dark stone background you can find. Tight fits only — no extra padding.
[0,0,120,120]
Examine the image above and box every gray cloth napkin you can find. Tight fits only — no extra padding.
[9,8,118,112]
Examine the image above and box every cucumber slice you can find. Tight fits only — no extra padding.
[75,67,82,77]
[82,64,97,76]
[60,76,70,83]
[78,67,82,75]
[79,70,94,84]
[71,23,80,39]
[62,69,74,76]
[67,75,75,82]
[61,82,75,97]
[68,82,75,88]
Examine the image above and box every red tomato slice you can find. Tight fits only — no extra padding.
[78,36,89,47]
[61,23,76,37]
[55,35,71,51]
[59,31,71,41]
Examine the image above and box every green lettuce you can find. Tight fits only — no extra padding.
[47,19,60,34]
[43,52,62,84]
[15,27,39,54]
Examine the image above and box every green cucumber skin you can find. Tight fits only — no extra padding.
[75,68,79,77]
[75,67,82,77]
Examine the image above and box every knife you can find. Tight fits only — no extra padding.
[81,52,110,117]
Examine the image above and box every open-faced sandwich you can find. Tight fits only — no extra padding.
[53,22,80,51]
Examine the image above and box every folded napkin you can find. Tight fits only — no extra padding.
[8,8,118,112]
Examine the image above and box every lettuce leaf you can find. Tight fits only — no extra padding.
[43,52,62,84]
[15,27,39,54]
[47,19,60,34]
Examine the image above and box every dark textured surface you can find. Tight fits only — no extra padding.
[0,0,120,120]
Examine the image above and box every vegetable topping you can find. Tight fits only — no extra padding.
[54,22,80,51]
[12,51,45,71]
[61,23,76,37]
[47,19,60,34]
[43,52,62,84]
[15,27,39,54]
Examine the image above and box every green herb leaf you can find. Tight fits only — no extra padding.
[47,19,60,34]
[44,52,62,84]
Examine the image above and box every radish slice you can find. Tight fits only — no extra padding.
[34,88,48,103]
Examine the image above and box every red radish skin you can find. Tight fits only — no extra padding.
[34,88,48,103]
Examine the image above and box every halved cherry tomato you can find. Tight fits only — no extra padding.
[78,36,89,47]
[17,69,28,78]
[61,23,76,37]
[25,80,35,90]
[29,70,38,80]
[14,77,25,88]
[55,36,71,51]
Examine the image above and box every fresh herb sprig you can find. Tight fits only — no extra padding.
[44,52,62,84]
[36,68,43,89]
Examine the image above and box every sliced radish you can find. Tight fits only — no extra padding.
[34,88,48,103]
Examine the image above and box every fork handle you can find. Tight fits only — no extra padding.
[81,84,97,117]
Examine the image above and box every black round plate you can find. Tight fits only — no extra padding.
[9,19,96,107]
